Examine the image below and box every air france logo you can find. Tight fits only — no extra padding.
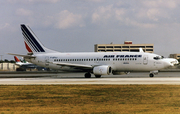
[103,55,142,58]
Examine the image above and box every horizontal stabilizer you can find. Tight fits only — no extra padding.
[8,53,36,58]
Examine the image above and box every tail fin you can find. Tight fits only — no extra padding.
[21,24,57,53]
[14,56,21,62]
[14,56,23,66]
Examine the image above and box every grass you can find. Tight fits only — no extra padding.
[0,85,180,113]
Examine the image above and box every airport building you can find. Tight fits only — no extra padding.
[0,63,18,71]
[169,54,180,60]
[94,41,154,53]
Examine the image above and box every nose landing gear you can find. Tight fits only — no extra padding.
[149,71,158,78]
[149,73,154,77]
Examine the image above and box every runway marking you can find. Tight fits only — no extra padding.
[1,78,180,85]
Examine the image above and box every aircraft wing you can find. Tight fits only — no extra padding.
[8,53,36,58]
[52,62,93,70]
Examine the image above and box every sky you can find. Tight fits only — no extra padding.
[1,0,180,60]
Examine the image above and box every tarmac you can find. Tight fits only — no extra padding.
[0,71,180,85]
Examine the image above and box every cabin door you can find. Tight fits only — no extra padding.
[143,55,148,65]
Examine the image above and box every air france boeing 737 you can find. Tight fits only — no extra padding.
[9,24,179,78]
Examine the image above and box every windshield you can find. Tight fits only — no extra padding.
[153,56,164,60]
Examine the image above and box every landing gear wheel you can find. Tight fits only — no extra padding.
[95,75,101,78]
[149,73,154,78]
[84,72,91,78]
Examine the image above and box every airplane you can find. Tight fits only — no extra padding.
[14,56,46,71]
[14,56,32,66]
[9,24,179,78]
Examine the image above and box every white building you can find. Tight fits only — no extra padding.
[0,63,18,71]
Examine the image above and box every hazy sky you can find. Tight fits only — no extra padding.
[1,0,180,60]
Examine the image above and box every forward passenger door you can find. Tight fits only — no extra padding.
[143,55,148,65]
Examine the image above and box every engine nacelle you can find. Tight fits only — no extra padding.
[93,66,112,75]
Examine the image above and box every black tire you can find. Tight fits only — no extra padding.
[85,72,91,78]
[149,73,154,77]
[95,75,101,78]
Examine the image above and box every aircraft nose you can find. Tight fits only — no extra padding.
[171,59,179,65]
[164,59,179,67]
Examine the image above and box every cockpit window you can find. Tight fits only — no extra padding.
[153,56,164,60]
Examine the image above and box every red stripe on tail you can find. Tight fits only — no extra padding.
[14,56,21,62]
[24,41,33,52]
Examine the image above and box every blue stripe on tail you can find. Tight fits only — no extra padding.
[21,24,45,52]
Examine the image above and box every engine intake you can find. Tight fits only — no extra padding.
[93,66,112,75]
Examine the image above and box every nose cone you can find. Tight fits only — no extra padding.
[171,59,179,65]
[163,58,179,68]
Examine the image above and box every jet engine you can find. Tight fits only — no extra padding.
[93,66,112,75]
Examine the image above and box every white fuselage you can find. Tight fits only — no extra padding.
[9,24,179,78]
[26,51,175,72]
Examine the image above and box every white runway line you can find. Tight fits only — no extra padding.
[1,78,180,85]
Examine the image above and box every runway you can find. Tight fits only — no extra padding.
[1,77,180,85]
[0,72,180,85]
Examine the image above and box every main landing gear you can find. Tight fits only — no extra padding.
[84,72,91,78]
[84,73,101,78]
[95,75,101,78]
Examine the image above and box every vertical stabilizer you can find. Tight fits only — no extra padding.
[21,24,57,53]
[14,56,21,62]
